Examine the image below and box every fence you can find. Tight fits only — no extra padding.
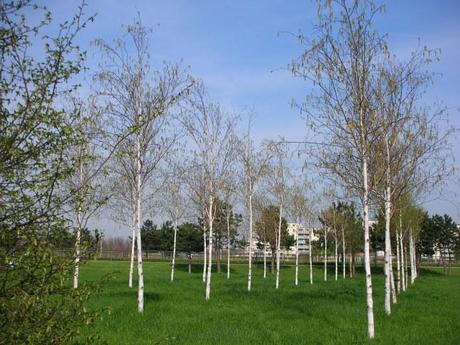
[95,249,367,264]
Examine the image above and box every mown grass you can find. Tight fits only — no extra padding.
[78,260,460,345]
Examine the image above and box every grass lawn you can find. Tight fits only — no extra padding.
[78,260,460,345]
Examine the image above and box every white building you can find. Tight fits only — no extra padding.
[287,223,320,254]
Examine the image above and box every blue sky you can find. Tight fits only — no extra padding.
[34,0,460,234]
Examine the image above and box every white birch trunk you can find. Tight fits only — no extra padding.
[384,138,392,315]
[248,193,253,291]
[73,224,81,289]
[73,148,84,289]
[342,227,346,279]
[414,236,418,280]
[295,223,299,286]
[171,217,178,282]
[227,211,231,280]
[309,228,313,284]
[202,224,207,283]
[275,204,282,289]
[384,185,392,314]
[409,229,415,285]
[205,195,214,300]
[129,223,136,288]
[135,136,144,313]
[396,228,400,293]
[263,234,267,279]
[362,158,375,339]
[324,227,327,282]
[334,230,338,281]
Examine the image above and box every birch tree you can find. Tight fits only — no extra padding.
[372,49,454,313]
[290,0,388,337]
[240,126,271,291]
[182,156,209,282]
[65,99,108,289]
[266,144,289,289]
[220,186,240,280]
[288,176,313,286]
[181,83,238,300]
[94,18,192,312]
[255,205,289,275]
[161,164,189,282]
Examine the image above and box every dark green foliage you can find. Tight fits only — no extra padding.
[211,199,243,251]
[141,220,173,252]
[419,212,437,257]
[0,1,98,344]
[419,213,459,264]
[176,223,203,254]
[141,220,203,255]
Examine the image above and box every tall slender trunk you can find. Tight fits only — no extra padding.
[129,224,136,288]
[414,238,418,279]
[73,148,84,289]
[135,136,144,313]
[334,229,338,281]
[205,195,214,300]
[404,243,408,290]
[295,223,299,286]
[324,227,327,282]
[396,227,401,293]
[73,222,81,289]
[400,231,406,292]
[342,226,346,279]
[202,223,207,283]
[384,138,392,315]
[248,193,253,291]
[309,228,313,284]
[263,232,267,278]
[171,217,178,282]
[409,229,415,284]
[227,210,231,279]
[362,157,375,339]
[390,262,397,304]
[275,204,282,289]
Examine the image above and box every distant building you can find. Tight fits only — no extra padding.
[244,223,320,255]
[287,223,320,254]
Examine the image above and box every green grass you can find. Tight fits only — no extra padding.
[79,260,460,345]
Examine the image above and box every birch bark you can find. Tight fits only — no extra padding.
[324,227,327,282]
[171,217,178,282]
[205,194,214,300]
[227,211,231,279]
[309,228,313,284]
[248,193,253,291]
[363,158,375,338]
[295,223,299,286]
[275,204,282,289]
[342,226,346,279]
